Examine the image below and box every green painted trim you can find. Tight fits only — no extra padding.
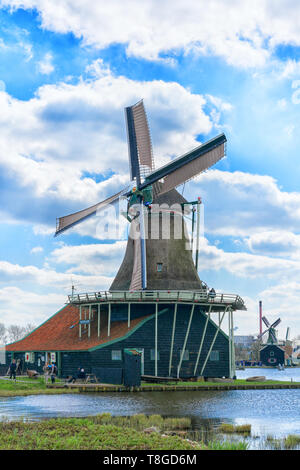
[88,308,169,352]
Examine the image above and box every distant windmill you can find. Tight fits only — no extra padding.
[286,327,290,342]
[257,316,281,345]
[55,100,226,291]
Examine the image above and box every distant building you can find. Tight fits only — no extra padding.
[260,344,285,367]
[292,339,300,364]
[234,336,255,348]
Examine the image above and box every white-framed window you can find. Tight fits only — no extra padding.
[25,352,35,363]
[150,349,160,360]
[209,350,220,361]
[156,263,163,272]
[111,350,122,361]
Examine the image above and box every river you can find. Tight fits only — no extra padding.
[0,367,299,449]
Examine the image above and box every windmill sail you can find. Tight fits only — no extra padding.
[257,328,269,340]
[271,318,281,329]
[141,133,226,196]
[125,100,152,289]
[55,189,127,236]
[262,316,270,328]
[125,100,154,183]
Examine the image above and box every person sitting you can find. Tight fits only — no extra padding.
[77,368,86,380]
[67,367,86,383]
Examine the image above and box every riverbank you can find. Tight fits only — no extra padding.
[0,413,249,450]
[1,376,300,397]
[58,379,300,393]
[2,412,300,450]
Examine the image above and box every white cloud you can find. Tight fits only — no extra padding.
[0,259,113,291]
[246,230,300,258]
[50,241,127,275]
[185,169,300,237]
[38,52,54,74]
[253,282,300,340]
[32,224,54,236]
[0,286,66,326]
[198,237,300,281]
[0,60,226,229]
[30,245,44,254]
[4,0,300,69]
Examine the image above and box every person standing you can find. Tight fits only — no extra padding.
[9,359,17,380]
[43,362,50,384]
[50,363,57,384]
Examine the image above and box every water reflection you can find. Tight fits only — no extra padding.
[0,367,299,449]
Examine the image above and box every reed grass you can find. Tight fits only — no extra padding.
[218,423,251,434]
[0,415,203,450]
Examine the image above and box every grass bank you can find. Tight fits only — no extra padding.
[0,377,72,397]
[1,377,300,397]
[0,414,206,450]
[0,413,251,450]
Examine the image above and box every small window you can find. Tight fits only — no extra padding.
[150,349,160,360]
[210,350,220,361]
[111,350,122,361]
[270,351,274,357]
[156,263,163,272]
[180,350,189,361]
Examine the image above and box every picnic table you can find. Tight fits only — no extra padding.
[85,374,98,384]
[64,374,98,384]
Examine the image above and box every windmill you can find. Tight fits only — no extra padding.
[257,315,281,344]
[55,100,226,291]
[285,327,290,343]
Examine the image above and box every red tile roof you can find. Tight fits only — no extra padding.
[6,304,149,352]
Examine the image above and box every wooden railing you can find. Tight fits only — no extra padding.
[68,290,246,309]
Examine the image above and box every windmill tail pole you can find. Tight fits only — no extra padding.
[259,300,263,336]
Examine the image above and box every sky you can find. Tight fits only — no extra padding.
[0,0,300,340]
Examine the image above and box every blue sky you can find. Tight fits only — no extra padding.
[1,1,300,339]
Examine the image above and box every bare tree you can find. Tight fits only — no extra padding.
[23,324,36,336]
[249,339,262,361]
[6,325,26,343]
[0,323,7,345]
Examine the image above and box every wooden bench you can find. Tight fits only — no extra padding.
[64,374,98,384]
